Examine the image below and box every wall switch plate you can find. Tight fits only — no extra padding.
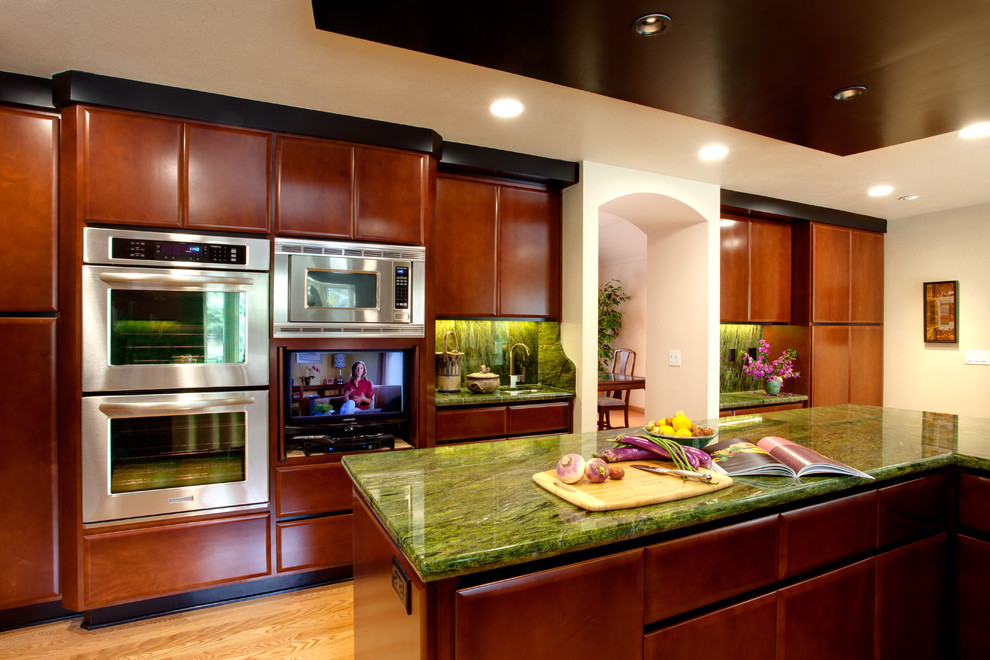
[965,350,990,365]
[668,350,681,367]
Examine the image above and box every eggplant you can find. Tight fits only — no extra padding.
[594,446,658,463]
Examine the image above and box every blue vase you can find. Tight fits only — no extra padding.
[763,378,782,396]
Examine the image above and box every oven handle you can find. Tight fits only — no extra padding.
[97,272,256,286]
[98,397,256,416]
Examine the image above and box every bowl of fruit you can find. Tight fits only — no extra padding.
[645,411,716,447]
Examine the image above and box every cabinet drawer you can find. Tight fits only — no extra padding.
[645,593,775,660]
[83,513,270,607]
[778,491,877,579]
[877,472,947,547]
[276,462,352,518]
[277,514,352,573]
[645,515,777,623]
[436,407,507,442]
[958,472,990,536]
[506,401,570,435]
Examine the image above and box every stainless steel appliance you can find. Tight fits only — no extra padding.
[273,237,425,337]
[82,227,270,392]
[81,390,268,523]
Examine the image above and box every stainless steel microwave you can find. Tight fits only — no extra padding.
[273,238,425,337]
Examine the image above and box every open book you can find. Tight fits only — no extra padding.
[702,436,874,480]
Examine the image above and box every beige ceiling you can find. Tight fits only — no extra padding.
[2,0,987,221]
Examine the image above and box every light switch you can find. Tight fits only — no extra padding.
[668,350,681,367]
[965,350,990,365]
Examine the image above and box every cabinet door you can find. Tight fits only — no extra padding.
[354,146,427,245]
[777,558,875,660]
[0,319,59,609]
[850,230,883,323]
[498,186,560,318]
[185,123,271,232]
[434,176,497,316]
[276,462,353,518]
[275,135,353,238]
[645,593,776,660]
[956,534,990,657]
[811,325,850,406]
[719,217,750,322]
[455,549,644,660]
[0,107,58,312]
[436,406,507,443]
[811,223,851,323]
[876,533,947,660]
[277,514,352,573]
[849,325,883,405]
[749,219,791,322]
[81,107,183,227]
[506,401,571,435]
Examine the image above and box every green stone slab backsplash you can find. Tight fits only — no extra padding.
[435,320,575,390]
[720,324,763,392]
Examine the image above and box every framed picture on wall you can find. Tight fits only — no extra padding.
[923,281,957,343]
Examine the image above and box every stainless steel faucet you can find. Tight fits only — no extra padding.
[508,343,531,385]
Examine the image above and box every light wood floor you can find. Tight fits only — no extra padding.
[0,581,354,659]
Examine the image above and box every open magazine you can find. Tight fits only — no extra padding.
[702,436,874,479]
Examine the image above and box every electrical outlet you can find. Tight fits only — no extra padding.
[668,349,681,367]
[965,350,990,365]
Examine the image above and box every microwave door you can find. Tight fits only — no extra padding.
[288,255,393,324]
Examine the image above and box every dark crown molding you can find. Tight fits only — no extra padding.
[0,71,55,110]
[439,142,579,188]
[721,189,887,233]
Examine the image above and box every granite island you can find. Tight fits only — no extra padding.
[343,405,990,659]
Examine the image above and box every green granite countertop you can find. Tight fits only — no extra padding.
[435,384,574,407]
[343,405,990,583]
[720,390,809,410]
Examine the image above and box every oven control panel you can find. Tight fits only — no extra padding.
[112,237,247,265]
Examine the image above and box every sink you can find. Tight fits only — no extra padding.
[500,385,544,395]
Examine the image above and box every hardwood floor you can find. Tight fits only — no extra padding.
[0,581,354,659]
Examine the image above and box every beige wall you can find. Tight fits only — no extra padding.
[884,202,990,417]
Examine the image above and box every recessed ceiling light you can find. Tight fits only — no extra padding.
[868,185,894,197]
[489,99,524,117]
[699,144,729,161]
[631,13,672,36]
[898,194,920,201]
[959,122,990,139]
[831,86,867,101]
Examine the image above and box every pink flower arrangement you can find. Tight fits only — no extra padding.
[742,339,799,382]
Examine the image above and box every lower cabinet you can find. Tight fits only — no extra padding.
[876,533,947,659]
[645,593,776,660]
[435,400,572,444]
[276,515,352,573]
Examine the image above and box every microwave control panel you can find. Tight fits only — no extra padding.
[111,238,247,265]
[394,265,410,309]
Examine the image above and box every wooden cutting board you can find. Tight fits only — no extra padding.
[533,459,732,512]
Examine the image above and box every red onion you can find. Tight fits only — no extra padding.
[585,457,609,483]
[556,453,586,483]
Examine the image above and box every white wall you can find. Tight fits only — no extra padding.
[884,202,990,417]
[599,213,647,412]
[562,161,721,432]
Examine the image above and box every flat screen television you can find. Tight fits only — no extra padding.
[282,348,412,431]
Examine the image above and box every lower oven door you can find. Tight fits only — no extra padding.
[82,390,268,524]
[82,265,269,393]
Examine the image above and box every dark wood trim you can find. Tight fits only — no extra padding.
[439,141,579,188]
[0,71,54,110]
[722,189,887,233]
[51,70,442,157]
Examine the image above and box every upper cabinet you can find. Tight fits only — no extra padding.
[719,215,791,323]
[794,222,884,324]
[0,106,58,312]
[276,134,431,245]
[69,106,271,232]
[434,174,561,319]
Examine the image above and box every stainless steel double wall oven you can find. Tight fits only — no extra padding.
[81,227,270,524]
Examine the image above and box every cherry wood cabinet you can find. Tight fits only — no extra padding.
[719,215,791,323]
[69,106,271,232]
[0,319,59,610]
[956,534,990,657]
[435,400,572,444]
[645,593,776,660]
[434,174,561,318]
[276,135,431,245]
[876,533,947,659]
[0,106,58,312]
[811,325,883,406]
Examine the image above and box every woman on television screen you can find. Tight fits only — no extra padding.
[339,360,374,414]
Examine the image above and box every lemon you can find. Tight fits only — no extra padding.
[659,425,676,436]
[671,412,693,432]
[675,428,693,437]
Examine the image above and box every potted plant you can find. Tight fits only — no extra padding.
[742,339,800,395]
[598,279,631,371]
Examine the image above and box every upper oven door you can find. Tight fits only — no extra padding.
[82,265,269,393]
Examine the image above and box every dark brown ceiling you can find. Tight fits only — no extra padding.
[312,0,990,156]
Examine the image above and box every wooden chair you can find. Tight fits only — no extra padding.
[597,349,636,430]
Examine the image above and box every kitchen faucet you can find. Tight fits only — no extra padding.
[508,342,531,387]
